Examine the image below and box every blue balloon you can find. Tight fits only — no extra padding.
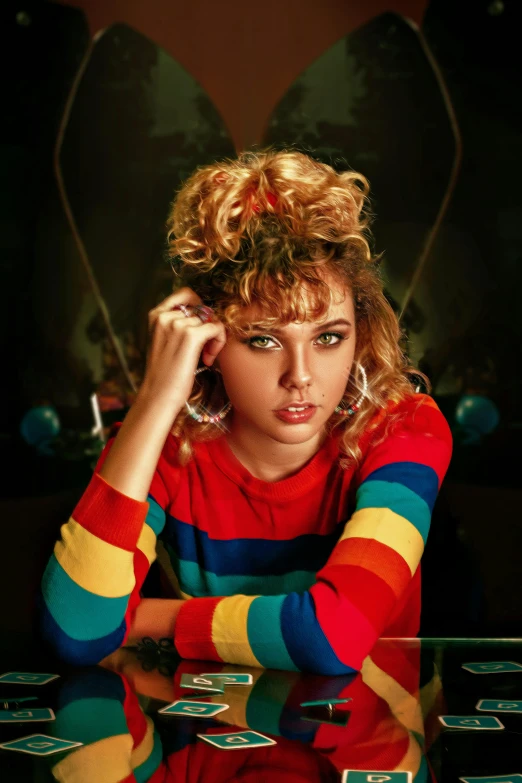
[20,406,61,454]
[454,395,500,440]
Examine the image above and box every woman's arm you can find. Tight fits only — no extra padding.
[172,396,452,675]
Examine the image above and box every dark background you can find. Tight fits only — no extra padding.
[1,0,521,639]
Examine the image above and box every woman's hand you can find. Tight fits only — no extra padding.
[138,287,227,415]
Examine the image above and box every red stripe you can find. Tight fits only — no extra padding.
[73,472,147,551]
[122,549,151,644]
[324,537,412,599]
[121,676,148,749]
[175,597,222,661]
[324,564,398,630]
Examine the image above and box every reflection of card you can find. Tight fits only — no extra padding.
[342,771,412,783]
[301,697,352,707]
[158,701,229,718]
[476,699,522,714]
[200,673,253,686]
[462,661,522,674]
[0,672,60,686]
[179,674,225,693]
[459,776,522,783]
[197,730,276,749]
[0,708,55,724]
[438,715,504,730]
[0,734,83,756]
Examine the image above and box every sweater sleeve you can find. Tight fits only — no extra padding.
[174,395,453,675]
[39,426,173,665]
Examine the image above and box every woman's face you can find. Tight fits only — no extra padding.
[216,276,356,448]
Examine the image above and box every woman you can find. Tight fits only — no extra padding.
[40,148,452,675]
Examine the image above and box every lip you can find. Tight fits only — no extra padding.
[275,402,316,411]
[274,406,317,424]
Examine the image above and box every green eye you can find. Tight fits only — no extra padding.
[249,336,272,347]
[317,332,343,345]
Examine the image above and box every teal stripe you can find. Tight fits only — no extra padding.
[54,698,128,745]
[134,727,163,783]
[42,555,130,641]
[245,670,295,736]
[413,747,428,783]
[247,595,299,671]
[356,480,431,543]
[146,495,166,536]
[177,560,316,597]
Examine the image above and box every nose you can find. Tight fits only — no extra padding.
[280,348,313,392]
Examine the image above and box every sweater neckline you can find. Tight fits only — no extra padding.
[204,431,341,501]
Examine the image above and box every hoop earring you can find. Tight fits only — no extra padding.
[334,363,368,416]
[185,365,232,424]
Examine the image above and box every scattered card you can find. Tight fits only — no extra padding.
[462,662,522,675]
[0,708,55,724]
[179,674,225,693]
[459,776,522,783]
[0,734,83,756]
[476,699,522,714]
[438,715,504,730]
[197,730,276,749]
[300,697,352,707]
[200,673,253,686]
[0,672,60,686]
[342,771,412,783]
[158,700,229,718]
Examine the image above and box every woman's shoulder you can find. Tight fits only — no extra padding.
[368,393,451,438]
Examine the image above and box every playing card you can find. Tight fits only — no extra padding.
[300,697,352,707]
[196,730,276,749]
[179,674,225,693]
[158,700,229,718]
[0,733,82,756]
[459,776,522,783]
[0,708,55,724]
[476,699,522,714]
[200,673,253,685]
[342,772,412,783]
[462,662,522,674]
[438,715,504,730]
[0,672,60,686]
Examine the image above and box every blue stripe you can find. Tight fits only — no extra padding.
[363,462,439,511]
[164,515,343,576]
[247,595,299,671]
[134,727,163,783]
[41,555,130,640]
[39,596,125,666]
[355,481,431,543]
[280,592,358,675]
[177,558,316,597]
[146,494,166,536]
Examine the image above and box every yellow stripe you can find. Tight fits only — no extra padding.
[339,507,424,575]
[131,715,155,769]
[361,655,424,738]
[51,734,133,782]
[137,523,157,566]
[212,595,263,667]
[55,519,135,597]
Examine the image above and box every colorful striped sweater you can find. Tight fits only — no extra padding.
[40,394,452,674]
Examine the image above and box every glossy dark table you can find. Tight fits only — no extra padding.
[1,636,521,782]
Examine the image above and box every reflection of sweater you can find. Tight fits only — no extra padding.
[40,394,452,674]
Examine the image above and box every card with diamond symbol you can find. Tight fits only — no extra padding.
[197,730,276,749]
[459,776,522,783]
[158,700,229,718]
[200,673,253,685]
[179,674,225,693]
[438,715,504,730]
[0,708,55,723]
[462,662,522,674]
[0,734,83,756]
[341,772,412,783]
[0,672,60,686]
[476,699,522,714]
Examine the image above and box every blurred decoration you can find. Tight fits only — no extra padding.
[20,406,61,455]
[454,395,500,445]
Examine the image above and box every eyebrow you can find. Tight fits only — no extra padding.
[249,318,353,334]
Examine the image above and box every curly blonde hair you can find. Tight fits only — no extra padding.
[166,147,425,468]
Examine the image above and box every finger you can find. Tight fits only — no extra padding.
[154,287,203,313]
